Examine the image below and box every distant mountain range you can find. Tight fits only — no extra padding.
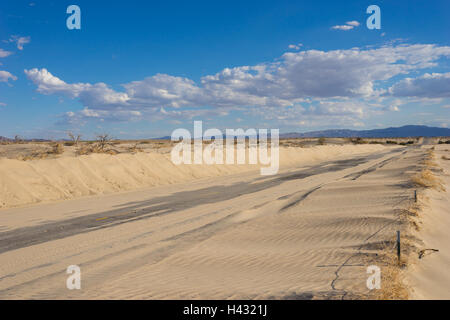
[0,136,49,142]
[159,125,450,139]
[279,125,450,138]
[2,125,450,141]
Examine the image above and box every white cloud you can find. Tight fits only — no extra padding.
[308,101,365,117]
[0,48,13,58]
[8,36,31,50]
[288,43,303,50]
[0,48,16,83]
[331,25,354,31]
[331,21,360,31]
[0,102,6,107]
[24,68,129,107]
[346,21,360,27]
[0,70,17,82]
[389,72,450,98]
[25,44,450,123]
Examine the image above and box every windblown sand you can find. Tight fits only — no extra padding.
[1,143,434,299]
[0,144,387,209]
[406,145,450,299]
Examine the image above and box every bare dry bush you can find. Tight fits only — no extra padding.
[128,143,144,154]
[412,169,445,191]
[19,150,49,161]
[75,134,119,156]
[51,143,64,155]
[96,134,113,151]
[66,132,82,146]
[18,142,64,161]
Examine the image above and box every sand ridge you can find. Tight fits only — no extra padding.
[0,144,388,209]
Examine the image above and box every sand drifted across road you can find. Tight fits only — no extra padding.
[0,144,434,299]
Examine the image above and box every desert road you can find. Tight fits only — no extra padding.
[0,146,426,299]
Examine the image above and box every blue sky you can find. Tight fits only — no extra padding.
[0,0,449,139]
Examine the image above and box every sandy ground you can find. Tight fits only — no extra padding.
[407,144,450,299]
[0,144,388,209]
[0,144,432,299]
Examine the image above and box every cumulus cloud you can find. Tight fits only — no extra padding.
[25,44,450,123]
[24,68,129,107]
[389,72,450,98]
[331,21,360,31]
[0,70,17,82]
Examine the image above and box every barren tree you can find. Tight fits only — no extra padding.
[96,134,113,151]
[67,132,82,146]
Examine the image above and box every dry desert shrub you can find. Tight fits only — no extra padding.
[351,137,367,144]
[375,255,409,300]
[18,143,64,161]
[442,155,450,160]
[19,150,49,161]
[363,237,409,300]
[317,137,326,145]
[128,143,144,153]
[412,169,445,191]
[75,135,119,156]
[51,143,64,155]
[76,144,116,155]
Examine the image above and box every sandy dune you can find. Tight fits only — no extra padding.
[0,144,431,299]
[0,144,387,209]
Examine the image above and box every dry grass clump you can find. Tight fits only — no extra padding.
[364,236,410,300]
[317,137,326,145]
[398,207,421,232]
[375,255,409,300]
[51,143,64,155]
[442,155,450,160]
[412,169,445,191]
[412,149,445,191]
[18,142,65,161]
[371,232,415,300]
[351,137,367,144]
[76,143,118,156]
[128,143,144,154]
[19,150,49,161]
